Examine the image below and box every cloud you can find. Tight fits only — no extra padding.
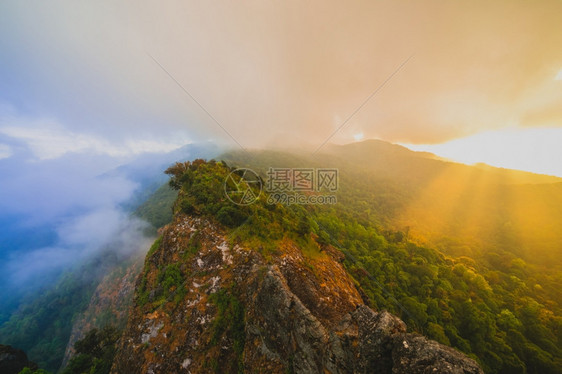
[0,119,189,160]
[0,105,218,294]
[0,116,221,297]
[0,114,182,290]
[0,144,11,159]
[556,69,562,81]
[5,212,152,285]
[0,152,137,223]
[1,1,562,149]
[1,0,562,291]
[0,137,173,294]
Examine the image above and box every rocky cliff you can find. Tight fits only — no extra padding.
[61,255,143,369]
[112,213,483,374]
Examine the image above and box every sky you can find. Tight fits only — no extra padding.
[0,1,562,291]
[1,0,561,154]
[404,127,562,178]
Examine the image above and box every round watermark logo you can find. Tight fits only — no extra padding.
[224,168,262,205]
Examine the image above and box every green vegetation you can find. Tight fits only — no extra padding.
[60,326,120,374]
[137,235,188,309]
[209,288,245,374]
[8,141,562,374]
[339,232,562,373]
[12,324,120,374]
[183,230,201,260]
[165,159,255,227]
[18,369,51,374]
[157,263,187,304]
[165,159,319,255]
[146,236,162,258]
[134,183,177,234]
[0,249,141,373]
[215,147,562,374]
[0,270,99,372]
[137,237,162,307]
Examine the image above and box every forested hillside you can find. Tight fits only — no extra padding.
[0,253,130,371]
[6,141,562,373]
[0,183,176,372]
[112,158,483,374]
[221,142,562,373]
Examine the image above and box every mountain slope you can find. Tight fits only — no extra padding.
[113,214,482,374]
[218,144,562,373]
[14,143,562,373]
[112,160,482,373]
[60,254,144,369]
[0,252,123,371]
[222,141,562,271]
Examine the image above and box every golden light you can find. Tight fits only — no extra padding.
[353,132,365,142]
[396,127,562,260]
[403,127,562,178]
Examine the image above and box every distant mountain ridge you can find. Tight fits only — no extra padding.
[224,139,562,265]
[325,139,562,185]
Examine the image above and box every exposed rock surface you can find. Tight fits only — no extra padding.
[61,255,143,369]
[0,344,38,374]
[112,214,483,374]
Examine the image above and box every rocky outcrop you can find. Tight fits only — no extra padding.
[0,344,38,374]
[112,214,483,374]
[61,255,144,369]
[390,334,484,374]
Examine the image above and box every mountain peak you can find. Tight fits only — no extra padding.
[112,160,483,373]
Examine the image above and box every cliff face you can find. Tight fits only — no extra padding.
[112,214,483,374]
[61,256,143,369]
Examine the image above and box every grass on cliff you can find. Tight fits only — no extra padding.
[165,159,322,258]
[208,287,245,374]
[162,158,562,374]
